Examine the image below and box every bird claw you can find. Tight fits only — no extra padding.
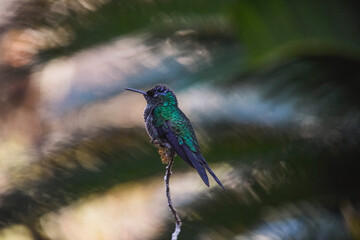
[150,139,160,144]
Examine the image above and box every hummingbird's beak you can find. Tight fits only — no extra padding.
[125,88,147,96]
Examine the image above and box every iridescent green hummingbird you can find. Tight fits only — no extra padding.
[125,85,224,189]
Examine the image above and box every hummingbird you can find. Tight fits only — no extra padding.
[125,85,224,189]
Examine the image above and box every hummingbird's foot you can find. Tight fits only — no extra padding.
[151,139,160,145]
[158,147,173,164]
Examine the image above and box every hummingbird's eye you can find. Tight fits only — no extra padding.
[153,93,159,98]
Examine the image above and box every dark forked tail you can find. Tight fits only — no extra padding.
[204,164,225,189]
[158,123,225,189]
[183,144,225,189]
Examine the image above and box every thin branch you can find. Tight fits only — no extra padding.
[164,156,182,240]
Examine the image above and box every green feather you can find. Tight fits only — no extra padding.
[153,104,199,152]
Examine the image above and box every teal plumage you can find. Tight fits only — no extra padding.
[154,104,198,152]
[125,85,224,189]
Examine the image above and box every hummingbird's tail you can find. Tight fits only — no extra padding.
[182,144,225,189]
[204,164,225,190]
[157,123,224,189]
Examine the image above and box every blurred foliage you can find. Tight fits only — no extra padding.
[232,0,360,65]
[1,0,360,239]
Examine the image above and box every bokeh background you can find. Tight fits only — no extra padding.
[1,0,360,239]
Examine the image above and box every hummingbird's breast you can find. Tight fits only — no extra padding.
[143,105,158,141]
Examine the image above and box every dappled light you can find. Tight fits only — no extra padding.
[1,0,360,239]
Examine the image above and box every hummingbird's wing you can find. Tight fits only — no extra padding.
[156,123,210,185]
[155,110,224,189]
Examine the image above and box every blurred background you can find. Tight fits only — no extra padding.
[1,0,360,239]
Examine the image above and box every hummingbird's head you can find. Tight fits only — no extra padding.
[125,84,178,107]
[145,85,177,106]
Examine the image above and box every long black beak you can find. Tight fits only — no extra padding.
[125,88,147,95]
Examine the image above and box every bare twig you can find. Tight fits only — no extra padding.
[164,156,182,240]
